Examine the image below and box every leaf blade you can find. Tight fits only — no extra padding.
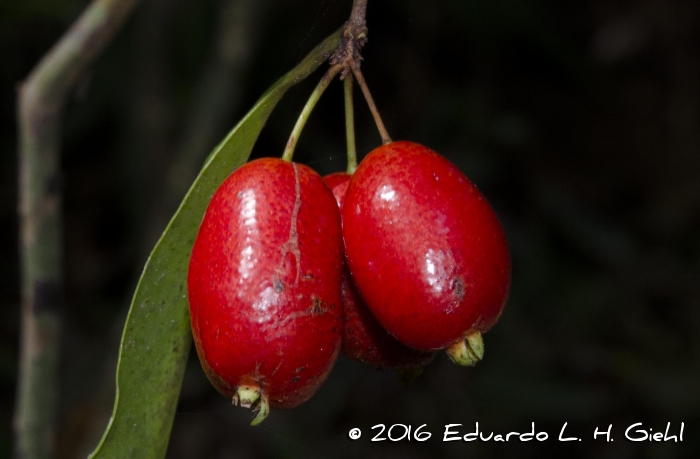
[89,28,342,459]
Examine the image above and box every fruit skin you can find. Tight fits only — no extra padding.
[188,158,343,411]
[324,172,435,369]
[342,141,511,351]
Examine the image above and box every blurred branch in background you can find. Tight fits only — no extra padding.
[15,0,140,457]
[69,0,269,455]
[123,0,175,254]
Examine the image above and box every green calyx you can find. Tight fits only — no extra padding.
[250,396,270,426]
[234,385,270,426]
[446,330,484,367]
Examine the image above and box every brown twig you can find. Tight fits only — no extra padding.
[15,0,140,458]
[330,0,392,144]
[352,68,392,145]
[330,0,369,77]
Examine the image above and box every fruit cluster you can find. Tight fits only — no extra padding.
[187,140,511,424]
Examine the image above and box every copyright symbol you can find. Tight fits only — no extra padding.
[348,428,361,440]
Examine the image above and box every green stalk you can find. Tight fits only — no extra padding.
[344,74,358,174]
[281,65,343,162]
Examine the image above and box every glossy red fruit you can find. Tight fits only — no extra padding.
[188,158,343,424]
[342,141,511,363]
[324,172,435,371]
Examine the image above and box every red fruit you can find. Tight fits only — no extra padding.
[342,141,511,365]
[323,172,351,211]
[188,158,343,424]
[324,172,435,371]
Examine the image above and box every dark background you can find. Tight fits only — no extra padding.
[2,0,700,457]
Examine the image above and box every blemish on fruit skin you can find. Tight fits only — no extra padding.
[285,135,296,151]
[451,277,465,301]
[274,297,332,331]
[241,362,263,381]
[273,276,284,293]
[311,297,325,316]
[270,360,283,377]
[445,281,463,314]
[279,163,302,286]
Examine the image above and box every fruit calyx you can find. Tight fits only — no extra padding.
[446,330,485,367]
[232,385,270,426]
[234,385,260,408]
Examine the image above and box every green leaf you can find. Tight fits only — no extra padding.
[89,28,342,459]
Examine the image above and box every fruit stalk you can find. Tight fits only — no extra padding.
[344,74,358,173]
[282,64,343,162]
[352,68,392,145]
